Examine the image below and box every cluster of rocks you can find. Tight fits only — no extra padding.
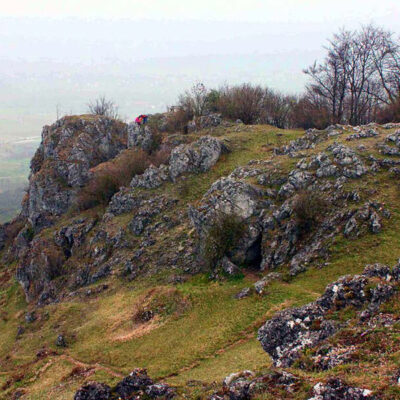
[308,379,375,400]
[189,136,387,276]
[15,216,97,303]
[274,128,328,156]
[187,113,223,133]
[295,143,367,182]
[209,370,300,400]
[311,344,356,370]
[12,129,226,302]
[131,136,227,189]
[346,128,379,141]
[74,368,174,400]
[378,130,400,157]
[210,371,376,400]
[257,262,399,368]
[343,201,384,237]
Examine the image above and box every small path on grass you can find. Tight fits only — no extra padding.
[58,354,125,378]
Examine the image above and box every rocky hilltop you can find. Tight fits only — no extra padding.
[22,115,127,230]
[1,115,400,399]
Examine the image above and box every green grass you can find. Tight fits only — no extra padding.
[2,124,400,398]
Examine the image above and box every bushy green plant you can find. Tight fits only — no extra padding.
[292,190,329,235]
[202,212,245,269]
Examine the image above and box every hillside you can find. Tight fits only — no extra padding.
[1,115,400,399]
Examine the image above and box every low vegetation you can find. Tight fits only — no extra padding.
[203,212,246,270]
[292,190,329,235]
[77,147,170,210]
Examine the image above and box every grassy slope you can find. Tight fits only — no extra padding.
[0,125,400,399]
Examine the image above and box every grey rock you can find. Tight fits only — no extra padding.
[169,136,227,181]
[312,345,356,370]
[379,143,400,156]
[258,270,395,367]
[25,311,36,323]
[309,378,375,400]
[114,368,153,398]
[130,164,169,189]
[22,116,127,230]
[55,334,67,347]
[258,301,335,367]
[74,382,111,400]
[219,256,241,276]
[346,128,379,141]
[188,113,222,132]
[369,211,382,233]
[235,287,252,299]
[127,124,155,152]
[145,383,175,399]
[128,215,151,236]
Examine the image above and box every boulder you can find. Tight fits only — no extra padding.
[74,382,111,400]
[127,124,156,152]
[130,164,169,189]
[114,368,153,398]
[169,136,227,181]
[55,334,67,347]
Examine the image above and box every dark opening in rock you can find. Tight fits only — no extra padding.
[245,234,263,269]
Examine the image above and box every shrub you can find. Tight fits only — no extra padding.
[217,83,264,124]
[376,100,400,123]
[292,191,329,235]
[164,107,193,133]
[77,168,121,210]
[76,148,171,210]
[87,96,119,119]
[202,212,245,269]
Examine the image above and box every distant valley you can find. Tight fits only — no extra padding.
[0,137,39,223]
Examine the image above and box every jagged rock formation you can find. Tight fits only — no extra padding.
[187,113,223,133]
[131,135,227,188]
[257,263,398,367]
[13,129,226,302]
[22,115,127,230]
[127,123,158,152]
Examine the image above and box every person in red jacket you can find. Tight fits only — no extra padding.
[135,114,148,126]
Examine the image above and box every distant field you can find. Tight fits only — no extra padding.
[0,144,37,223]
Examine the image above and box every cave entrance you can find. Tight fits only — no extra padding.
[245,234,263,269]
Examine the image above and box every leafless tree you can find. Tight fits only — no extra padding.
[305,25,400,126]
[87,96,119,119]
[178,82,209,117]
[304,29,352,124]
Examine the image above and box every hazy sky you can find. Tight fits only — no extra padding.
[2,0,400,24]
[1,1,399,140]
